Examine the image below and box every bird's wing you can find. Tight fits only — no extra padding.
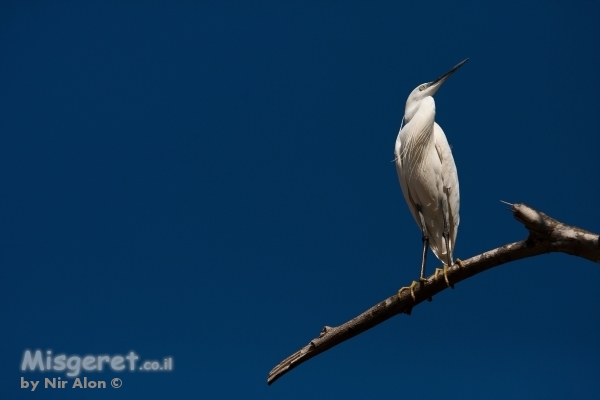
[433,122,460,249]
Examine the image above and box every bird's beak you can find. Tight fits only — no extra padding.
[428,58,469,92]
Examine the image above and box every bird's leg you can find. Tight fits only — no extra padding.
[417,206,429,283]
[417,206,432,301]
[434,197,454,288]
[399,205,431,303]
[440,196,453,267]
[419,234,429,283]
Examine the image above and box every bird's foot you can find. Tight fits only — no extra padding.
[444,259,465,289]
[398,280,420,302]
[434,264,452,288]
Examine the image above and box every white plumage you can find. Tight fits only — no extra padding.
[395,59,467,283]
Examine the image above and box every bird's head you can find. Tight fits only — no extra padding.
[404,58,469,123]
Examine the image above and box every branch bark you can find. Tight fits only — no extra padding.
[267,203,599,385]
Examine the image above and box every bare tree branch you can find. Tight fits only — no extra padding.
[267,203,599,385]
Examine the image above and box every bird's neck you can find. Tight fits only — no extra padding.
[401,97,436,166]
[403,104,419,124]
[404,96,434,125]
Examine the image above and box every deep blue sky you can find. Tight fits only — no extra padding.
[2,1,599,399]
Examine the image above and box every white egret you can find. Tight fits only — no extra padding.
[396,59,468,300]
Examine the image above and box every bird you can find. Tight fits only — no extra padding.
[395,59,468,301]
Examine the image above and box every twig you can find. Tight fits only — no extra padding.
[267,203,599,385]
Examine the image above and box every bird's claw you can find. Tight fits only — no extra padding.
[434,265,451,287]
[456,258,465,268]
[398,281,420,302]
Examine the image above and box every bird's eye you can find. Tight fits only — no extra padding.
[418,84,426,91]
